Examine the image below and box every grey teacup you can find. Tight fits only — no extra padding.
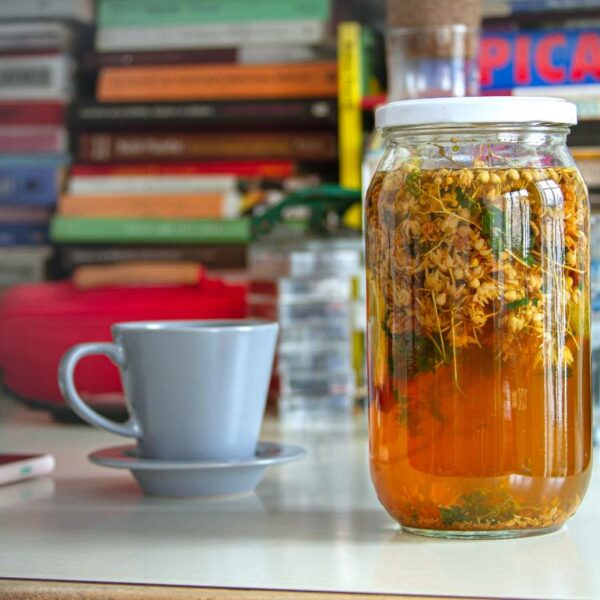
[58,320,278,461]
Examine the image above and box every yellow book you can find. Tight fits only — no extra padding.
[337,22,363,191]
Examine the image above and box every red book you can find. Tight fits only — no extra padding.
[0,101,65,125]
[70,160,297,179]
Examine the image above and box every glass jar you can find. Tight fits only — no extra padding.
[365,97,592,539]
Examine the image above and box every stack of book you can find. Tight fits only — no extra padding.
[52,0,344,280]
[0,0,92,289]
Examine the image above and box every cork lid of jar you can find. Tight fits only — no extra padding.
[375,97,578,129]
[387,0,483,28]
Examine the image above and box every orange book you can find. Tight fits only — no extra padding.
[97,61,338,102]
[73,261,204,290]
[58,193,239,219]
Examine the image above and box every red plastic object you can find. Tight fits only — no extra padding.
[0,279,247,406]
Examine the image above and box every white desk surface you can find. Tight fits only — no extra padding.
[0,397,599,600]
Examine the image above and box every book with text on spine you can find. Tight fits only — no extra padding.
[97,62,337,102]
[0,54,74,100]
[50,216,252,245]
[77,131,338,163]
[69,98,338,130]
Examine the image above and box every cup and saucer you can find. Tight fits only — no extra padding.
[59,320,306,498]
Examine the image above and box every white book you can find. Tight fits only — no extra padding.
[69,175,239,195]
[238,45,336,64]
[0,0,93,22]
[0,54,73,100]
[0,22,74,52]
[96,19,330,52]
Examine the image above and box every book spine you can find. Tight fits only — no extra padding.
[0,154,70,167]
[0,55,73,100]
[0,223,48,246]
[71,160,296,178]
[0,126,67,154]
[0,246,50,285]
[50,216,251,244]
[69,99,338,130]
[98,0,330,27]
[97,62,337,102]
[0,165,59,206]
[69,174,238,194]
[96,20,330,53]
[0,206,51,223]
[77,132,337,162]
[337,22,364,191]
[88,49,237,69]
[0,0,92,21]
[509,0,598,12]
[58,192,240,219]
[55,244,248,274]
[0,101,65,125]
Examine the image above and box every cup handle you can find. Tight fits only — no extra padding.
[58,342,142,439]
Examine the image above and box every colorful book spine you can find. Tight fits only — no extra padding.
[50,216,252,244]
[0,101,65,125]
[70,161,295,178]
[0,223,48,246]
[77,132,338,162]
[0,246,51,286]
[0,54,73,100]
[338,23,364,191]
[68,174,238,195]
[97,0,330,27]
[97,62,337,102]
[509,0,599,12]
[0,126,67,154]
[0,165,60,206]
[54,244,248,274]
[481,29,600,90]
[96,21,330,53]
[0,206,51,222]
[0,23,74,53]
[0,0,93,21]
[69,99,338,130]
[87,49,237,69]
[58,192,240,219]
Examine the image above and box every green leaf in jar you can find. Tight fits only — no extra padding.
[405,170,422,197]
[506,297,529,311]
[456,187,479,215]
[482,205,505,257]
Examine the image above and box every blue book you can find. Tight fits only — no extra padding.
[0,165,62,206]
[0,224,48,246]
[0,154,70,166]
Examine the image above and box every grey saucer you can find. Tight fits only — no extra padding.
[89,441,306,498]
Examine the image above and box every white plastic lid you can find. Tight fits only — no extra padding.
[375,97,578,129]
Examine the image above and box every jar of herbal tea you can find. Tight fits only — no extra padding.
[365,97,591,539]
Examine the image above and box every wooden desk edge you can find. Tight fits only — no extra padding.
[0,579,495,600]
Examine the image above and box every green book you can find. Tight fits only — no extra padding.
[50,217,251,245]
[98,0,331,28]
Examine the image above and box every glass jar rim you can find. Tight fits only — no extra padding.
[375,97,577,130]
